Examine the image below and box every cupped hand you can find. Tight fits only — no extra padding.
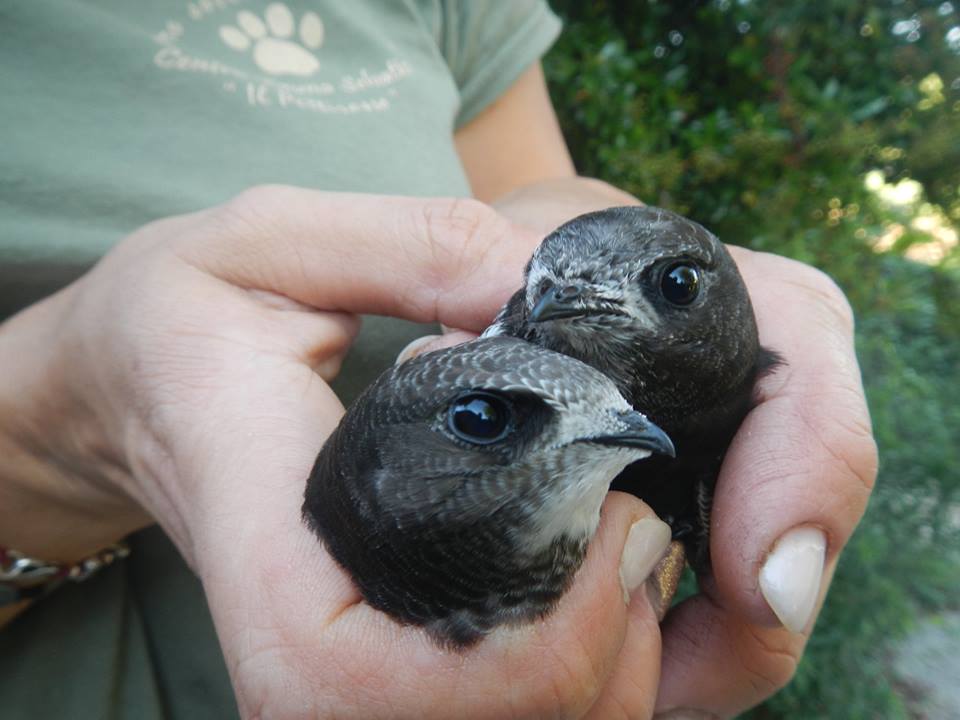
[651,247,879,718]
[17,190,673,718]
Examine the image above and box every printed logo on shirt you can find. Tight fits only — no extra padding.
[151,1,413,114]
[219,4,324,77]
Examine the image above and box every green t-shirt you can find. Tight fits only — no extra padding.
[0,1,560,717]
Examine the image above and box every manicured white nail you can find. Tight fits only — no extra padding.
[619,517,672,603]
[395,335,442,365]
[759,526,827,633]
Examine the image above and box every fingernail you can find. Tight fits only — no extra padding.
[395,335,442,365]
[619,518,672,604]
[759,526,827,633]
[654,710,721,720]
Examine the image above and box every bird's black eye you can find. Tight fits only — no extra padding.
[660,263,701,305]
[448,392,512,445]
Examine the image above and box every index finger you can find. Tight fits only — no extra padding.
[180,187,541,331]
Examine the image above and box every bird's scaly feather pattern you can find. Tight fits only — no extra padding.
[303,336,672,647]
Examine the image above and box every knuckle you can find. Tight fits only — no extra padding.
[835,415,880,494]
[540,660,600,717]
[505,632,606,718]
[218,184,297,235]
[793,264,856,333]
[800,385,879,500]
[421,196,499,236]
[737,626,803,698]
[403,197,508,322]
[418,198,506,278]
[822,430,879,525]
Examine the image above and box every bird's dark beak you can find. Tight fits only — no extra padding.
[529,285,588,323]
[588,411,676,458]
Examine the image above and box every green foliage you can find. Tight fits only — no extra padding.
[546,0,959,244]
[544,1,960,717]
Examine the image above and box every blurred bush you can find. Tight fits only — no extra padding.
[544,1,960,717]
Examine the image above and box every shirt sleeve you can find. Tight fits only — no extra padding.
[438,0,562,129]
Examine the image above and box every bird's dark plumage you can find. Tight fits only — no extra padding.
[303,336,674,648]
[484,206,781,572]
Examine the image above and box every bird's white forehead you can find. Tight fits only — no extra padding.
[525,250,643,301]
[524,252,659,336]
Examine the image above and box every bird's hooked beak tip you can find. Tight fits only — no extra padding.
[588,412,676,458]
[529,284,589,323]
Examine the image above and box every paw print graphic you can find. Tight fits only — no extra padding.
[219,3,324,77]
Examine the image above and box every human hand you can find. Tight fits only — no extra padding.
[651,247,878,718]
[0,190,679,718]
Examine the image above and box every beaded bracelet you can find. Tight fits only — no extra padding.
[0,543,130,606]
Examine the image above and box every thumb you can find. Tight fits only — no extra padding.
[491,493,671,717]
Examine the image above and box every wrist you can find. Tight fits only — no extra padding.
[0,290,148,564]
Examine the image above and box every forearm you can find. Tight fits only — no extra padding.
[492,176,642,235]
